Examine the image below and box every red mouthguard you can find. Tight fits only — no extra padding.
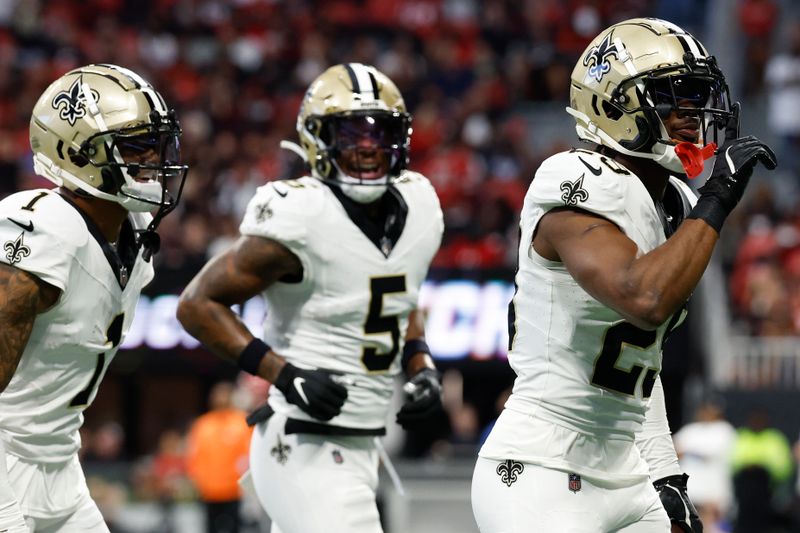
[674,142,718,179]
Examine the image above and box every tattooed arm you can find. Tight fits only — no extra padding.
[176,235,303,383]
[0,263,60,392]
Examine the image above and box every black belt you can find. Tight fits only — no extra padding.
[246,402,386,437]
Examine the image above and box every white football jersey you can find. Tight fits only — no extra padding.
[480,149,695,482]
[240,172,443,429]
[0,189,154,463]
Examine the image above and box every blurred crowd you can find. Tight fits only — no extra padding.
[2,2,800,328]
[0,0,694,283]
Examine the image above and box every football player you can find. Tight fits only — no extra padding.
[0,64,187,532]
[177,63,444,533]
[471,18,776,533]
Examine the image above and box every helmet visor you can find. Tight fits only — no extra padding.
[112,128,184,180]
[322,113,408,181]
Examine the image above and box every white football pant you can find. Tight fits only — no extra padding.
[6,453,108,532]
[472,457,670,533]
[250,413,383,533]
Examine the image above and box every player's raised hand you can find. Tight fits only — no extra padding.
[701,103,777,212]
[273,363,348,421]
[689,103,777,233]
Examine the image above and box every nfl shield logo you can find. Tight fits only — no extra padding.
[332,450,344,464]
[568,473,582,493]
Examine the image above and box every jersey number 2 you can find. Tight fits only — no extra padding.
[590,322,658,398]
[69,313,125,408]
[362,275,406,372]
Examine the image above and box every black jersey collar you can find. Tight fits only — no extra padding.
[328,184,408,258]
[57,193,138,289]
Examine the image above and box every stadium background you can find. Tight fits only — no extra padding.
[2,0,800,531]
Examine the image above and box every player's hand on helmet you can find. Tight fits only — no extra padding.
[273,362,348,421]
[396,368,442,429]
[699,103,777,215]
[653,474,703,533]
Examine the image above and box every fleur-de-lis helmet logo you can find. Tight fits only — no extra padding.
[560,174,590,206]
[51,77,100,126]
[583,33,619,83]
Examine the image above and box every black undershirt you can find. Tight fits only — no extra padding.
[327,183,408,258]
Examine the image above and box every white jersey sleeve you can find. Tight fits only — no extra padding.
[0,190,85,290]
[239,179,320,275]
[528,150,630,230]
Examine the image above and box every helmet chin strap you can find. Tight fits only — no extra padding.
[118,179,164,212]
[650,143,686,174]
[331,160,389,203]
[337,174,389,203]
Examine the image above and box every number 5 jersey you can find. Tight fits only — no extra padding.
[239,172,443,432]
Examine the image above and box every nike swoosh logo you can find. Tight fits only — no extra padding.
[578,156,602,176]
[273,184,288,197]
[7,218,33,232]
[293,377,310,406]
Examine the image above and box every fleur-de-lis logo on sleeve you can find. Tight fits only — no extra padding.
[496,459,524,487]
[270,435,291,465]
[51,77,100,126]
[560,174,590,206]
[255,198,274,223]
[583,33,619,83]
[4,233,31,265]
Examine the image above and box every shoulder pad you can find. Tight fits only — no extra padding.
[0,190,87,290]
[394,171,443,227]
[529,149,629,220]
[395,171,440,202]
[239,177,325,249]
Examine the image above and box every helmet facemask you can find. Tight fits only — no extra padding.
[610,53,734,174]
[79,109,188,219]
[305,110,411,203]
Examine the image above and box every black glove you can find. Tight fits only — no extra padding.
[653,474,703,533]
[273,362,348,421]
[396,368,442,429]
[688,103,777,233]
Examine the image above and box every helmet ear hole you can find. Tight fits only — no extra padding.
[67,147,90,168]
[591,95,602,117]
[601,101,622,121]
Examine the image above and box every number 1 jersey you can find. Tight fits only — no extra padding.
[0,189,153,463]
[239,173,443,430]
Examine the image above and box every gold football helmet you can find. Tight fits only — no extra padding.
[30,64,188,215]
[567,18,733,173]
[295,63,411,203]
